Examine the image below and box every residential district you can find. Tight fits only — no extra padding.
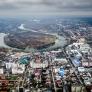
[0,27,92,92]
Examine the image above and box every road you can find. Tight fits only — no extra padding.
[48,55,57,92]
[63,48,83,85]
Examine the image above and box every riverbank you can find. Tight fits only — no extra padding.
[0,33,10,48]
[0,32,67,52]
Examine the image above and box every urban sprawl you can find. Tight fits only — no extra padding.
[0,21,92,92]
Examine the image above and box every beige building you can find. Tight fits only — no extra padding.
[71,85,87,92]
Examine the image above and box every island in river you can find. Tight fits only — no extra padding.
[0,23,67,51]
[4,31,57,50]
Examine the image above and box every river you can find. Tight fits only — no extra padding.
[0,33,10,48]
[18,24,67,51]
[0,24,67,51]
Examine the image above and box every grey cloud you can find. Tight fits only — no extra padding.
[0,0,92,10]
[0,0,92,16]
[0,5,18,10]
[16,0,92,11]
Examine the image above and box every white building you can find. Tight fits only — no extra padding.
[0,68,4,74]
[12,64,25,74]
[53,58,68,64]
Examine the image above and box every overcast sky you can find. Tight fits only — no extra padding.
[0,0,92,17]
